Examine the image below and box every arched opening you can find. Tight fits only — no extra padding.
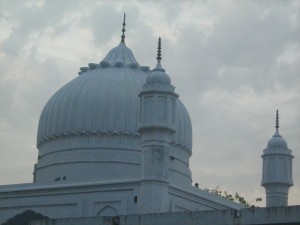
[1,210,49,225]
[97,205,119,217]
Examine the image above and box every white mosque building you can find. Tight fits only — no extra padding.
[0,16,296,225]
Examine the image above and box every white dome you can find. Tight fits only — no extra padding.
[267,131,288,149]
[146,63,171,85]
[37,44,147,145]
[35,42,192,184]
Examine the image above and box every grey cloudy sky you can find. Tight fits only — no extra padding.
[0,0,299,206]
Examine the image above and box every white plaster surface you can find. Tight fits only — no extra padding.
[30,206,300,225]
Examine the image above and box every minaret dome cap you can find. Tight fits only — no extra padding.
[267,133,288,148]
[146,37,171,85]
[267,110,288,148]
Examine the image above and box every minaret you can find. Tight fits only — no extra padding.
[138,37,178,214]
[261,110,294,207]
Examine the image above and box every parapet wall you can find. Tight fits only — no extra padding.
[30,205,300,225]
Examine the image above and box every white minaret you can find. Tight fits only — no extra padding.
[261,110,294,207]
[138,38,178,214]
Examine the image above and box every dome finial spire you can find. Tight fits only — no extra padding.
[153,37,165,72]
[157,37,162,64]
[121,13,126,43]
[275,109,279,131]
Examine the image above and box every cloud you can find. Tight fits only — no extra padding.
[0,0,79,56]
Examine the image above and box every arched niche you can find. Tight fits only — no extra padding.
[97,205,119,217]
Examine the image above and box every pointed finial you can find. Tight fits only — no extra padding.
[157,37,162,63]
[275,109,279,131]
[153,37,165,72]
[121,13,126,43]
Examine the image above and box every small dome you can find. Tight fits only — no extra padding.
[146,37,171,85]
[267,131,288,148]
[266,111,288,149]
[146,64,171,85]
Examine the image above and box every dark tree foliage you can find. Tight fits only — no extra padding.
[1,210,49,225]
[204,186,262,207]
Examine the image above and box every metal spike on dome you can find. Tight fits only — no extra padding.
[153,37,165,72]
[157,37,162,63]
[121,13,126,43]
[275,109,279,131]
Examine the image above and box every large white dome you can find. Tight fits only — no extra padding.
[35,42,192,185]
